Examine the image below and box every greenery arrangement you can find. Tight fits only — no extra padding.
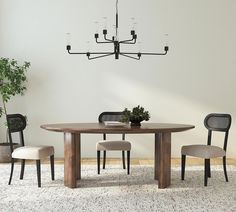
[122,105,150,126]
[0,57,30,118]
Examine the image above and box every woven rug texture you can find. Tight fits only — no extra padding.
[0,164,236,212]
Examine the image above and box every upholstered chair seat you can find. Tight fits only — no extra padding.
[96,140,131,151]
[181,145,226,159]
[12,146,54,160]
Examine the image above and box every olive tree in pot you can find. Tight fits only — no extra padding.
[0,57,30,162]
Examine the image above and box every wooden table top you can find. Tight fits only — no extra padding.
[41,123,195,134]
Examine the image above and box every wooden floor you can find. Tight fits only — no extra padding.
[13,157,236,166]
[74,158,236,166]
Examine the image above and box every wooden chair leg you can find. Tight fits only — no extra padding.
[36,160,41,187]
[181,154,186,180]
[8,158,15,185]
[103,151,106,169]
[20,159,25,180]
[122,151,126,169]
[97,151,100,174]
[223,156,228,182]
[127,151,130,175]
[204,159,210,186]
[50,155,55,180]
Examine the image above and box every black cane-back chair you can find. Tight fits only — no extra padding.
[96,112,131,175]
[7,114,55,187]
[181,113,232,186]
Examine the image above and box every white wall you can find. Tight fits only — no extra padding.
[0,0,236,158]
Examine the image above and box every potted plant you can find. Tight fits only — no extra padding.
[0,57,30,162]
[122,105,150,126]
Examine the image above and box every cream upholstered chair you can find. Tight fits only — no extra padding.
[7,114,55,187]
[96,112,131,175]
[181,113,232,186]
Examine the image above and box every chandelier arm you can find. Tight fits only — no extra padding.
[140,51,168,56]
[87,53,115,60]
[120,53,140,60]
[120,40,137,44]
[119,38,135,44]
[67,50,88,55]
[68,49,114,55]
[95,38,113,44]
[121,49,168,56]
[104,35,114,42]
[88,52,114,55]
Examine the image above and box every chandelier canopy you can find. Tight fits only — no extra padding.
[66,0,169,60]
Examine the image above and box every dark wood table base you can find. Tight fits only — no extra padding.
[41,123,194,189]
[64,132,171,189]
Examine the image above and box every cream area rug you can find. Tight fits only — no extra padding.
[0,164,236,212]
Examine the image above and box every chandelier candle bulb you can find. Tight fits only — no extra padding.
[138,42,142,52]
[66,33,71,46]
[94,21,99,33]
[87,41,91,52]
[165,34,169,46]
[132,22,138,32]
[103,17,108,29]
[130,17,135,28]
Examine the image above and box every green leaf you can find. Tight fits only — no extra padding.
[0,57,30,111]
[121,105,150,123]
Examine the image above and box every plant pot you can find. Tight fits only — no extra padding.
[0,143,19,163]
[130,122,141,127]
[130,117,143,127]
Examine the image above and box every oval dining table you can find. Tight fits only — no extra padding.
[41,122,195,189]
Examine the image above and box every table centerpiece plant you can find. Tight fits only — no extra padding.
[121,105,150,126]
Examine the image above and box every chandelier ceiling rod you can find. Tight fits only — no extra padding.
[66,0,169,60]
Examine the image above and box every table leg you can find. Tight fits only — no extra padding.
[75,134,81,180]
[155,132,171,188]
[64,132,81,188]
[154,134,159,180]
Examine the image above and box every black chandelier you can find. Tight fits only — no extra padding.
[66,0,169,60]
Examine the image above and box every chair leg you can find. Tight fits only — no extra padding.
[36,160,41,187]
[97,151,100,174]
[122,151,126,169]
[204,159,210,186]
[223,156,228,182]
[20,159,25,180]
[208,159,211,178]
[127,151,130,175]
[50,155,55,180]
[181,154,186,180]
[103,151,106,169]
[8,158,15,185]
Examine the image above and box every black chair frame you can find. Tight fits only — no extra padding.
[7,114,55,187]
[97,111,130,174]
[181,113,232,186]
